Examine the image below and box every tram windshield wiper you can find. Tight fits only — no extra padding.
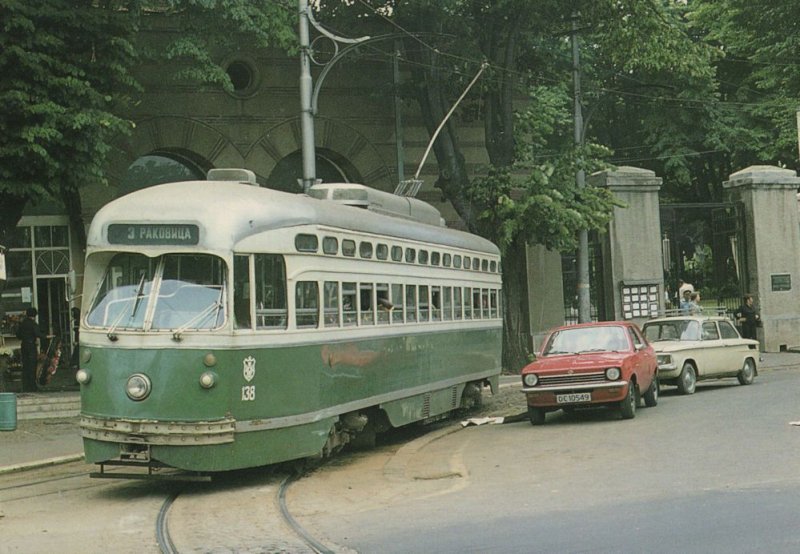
[171,287,224,341]
[107,274,147,341]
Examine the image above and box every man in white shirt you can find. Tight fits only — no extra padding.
[678,278,694,298]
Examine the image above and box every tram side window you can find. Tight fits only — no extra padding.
[342,240,356,257]
[472,289,482,318]
[255,254,287,329]
[419,285,429,321]
[453,255,462,269]
[376,243,388,260]
[233,255,251,329]
[359,241,373,259]
[405,248,416,263]
[490,289,499,318]
[431,286,441,321]
[464,256,471,270]
[295,281,319,328]
[322,237,338,255]
[295,234,318,253]
[360,283,374,325]
[324,281,340,327]
[464,287,473,318]
[443,286,452,321]
[454,287,463,320]
[418,250,429,265]
[391,246,402,262]
[391,284,404,324]
[405,285,417,322]
[376,283,391,324]
[431,252,440,266]
[342,282,357,326]
[443,253,451,267]
[490,260,497,273]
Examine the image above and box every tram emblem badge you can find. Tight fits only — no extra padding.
[243,356,256,382]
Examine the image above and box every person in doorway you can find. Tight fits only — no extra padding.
[688,291,703,315]
[734,294,760,340]
[15,307,45,392]
[70,307,80,369]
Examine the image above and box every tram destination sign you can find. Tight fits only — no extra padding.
[108,223,199,245]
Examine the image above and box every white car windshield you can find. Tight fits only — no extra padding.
[543,326,629,355]
[86,252,226,332]
[643,320,700,342]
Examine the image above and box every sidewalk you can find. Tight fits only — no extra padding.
[1,352,799,475]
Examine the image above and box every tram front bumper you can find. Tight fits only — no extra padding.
[80,415,236,445]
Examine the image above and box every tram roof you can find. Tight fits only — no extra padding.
[87,180,500,255]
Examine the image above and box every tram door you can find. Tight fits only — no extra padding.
[36,277,70,358]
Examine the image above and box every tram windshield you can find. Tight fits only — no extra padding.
[86,253,226,332]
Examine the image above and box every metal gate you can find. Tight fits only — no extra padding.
[561,232,605,325]
[660,202,746,314]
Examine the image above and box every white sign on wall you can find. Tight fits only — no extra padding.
[0,251,5,281]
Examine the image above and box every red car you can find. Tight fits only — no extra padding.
[521,321,658,424]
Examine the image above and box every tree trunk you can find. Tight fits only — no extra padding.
[501,235,533,372]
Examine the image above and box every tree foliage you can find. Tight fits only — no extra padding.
[0,0,295,251]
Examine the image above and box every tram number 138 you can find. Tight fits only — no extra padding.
[241,385,256,401]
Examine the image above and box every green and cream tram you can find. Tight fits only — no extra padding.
[78,169,502,474]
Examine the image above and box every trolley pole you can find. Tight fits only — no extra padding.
[299,0,316,193]
[572,13,591,323]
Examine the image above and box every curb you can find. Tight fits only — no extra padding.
[0,453,85,475]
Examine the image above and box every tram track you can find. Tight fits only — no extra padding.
[154,468,339,554]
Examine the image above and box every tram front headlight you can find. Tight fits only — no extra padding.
[125,373,152,401]
[199,371,217,389]
[75,368,91,385]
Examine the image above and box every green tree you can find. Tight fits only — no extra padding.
[319,0,715,370]
[0,0,295,254]
[0,0,139,251]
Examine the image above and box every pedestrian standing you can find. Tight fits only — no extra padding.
[15,307,45,392]
[688,291,703,315]
[678,278,694,299]
[734,294,760,340]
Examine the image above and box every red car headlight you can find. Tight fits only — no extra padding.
[523,373,539,387]
[605,367,621,381]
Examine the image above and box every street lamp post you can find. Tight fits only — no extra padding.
[298,0,316,193]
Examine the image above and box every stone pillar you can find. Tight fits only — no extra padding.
[588,166,664,324]
[724,166,800,352]
[526,244,565,350]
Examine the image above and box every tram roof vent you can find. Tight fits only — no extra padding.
[309,183,444,227]
[207,168,258,185]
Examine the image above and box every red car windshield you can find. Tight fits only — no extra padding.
[544,326,629,355]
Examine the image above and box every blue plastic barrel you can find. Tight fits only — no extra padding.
[0,393,17,431]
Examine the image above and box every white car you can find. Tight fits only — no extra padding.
[641,315,759,394]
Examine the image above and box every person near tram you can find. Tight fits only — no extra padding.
[15,307,45,392]
[687,291,703,315]
[734,294,760,340]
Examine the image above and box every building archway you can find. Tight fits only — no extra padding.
[117,149,211,197]
[265,148,363,192]
[247,117,393,191]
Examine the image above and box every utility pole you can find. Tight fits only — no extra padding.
[572,13,591,323]
[298,0,316,193]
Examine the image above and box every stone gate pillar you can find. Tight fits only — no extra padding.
[724,166,800,352]
[588,166,664,324]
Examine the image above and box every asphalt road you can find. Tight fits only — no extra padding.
[291,367,800,553]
